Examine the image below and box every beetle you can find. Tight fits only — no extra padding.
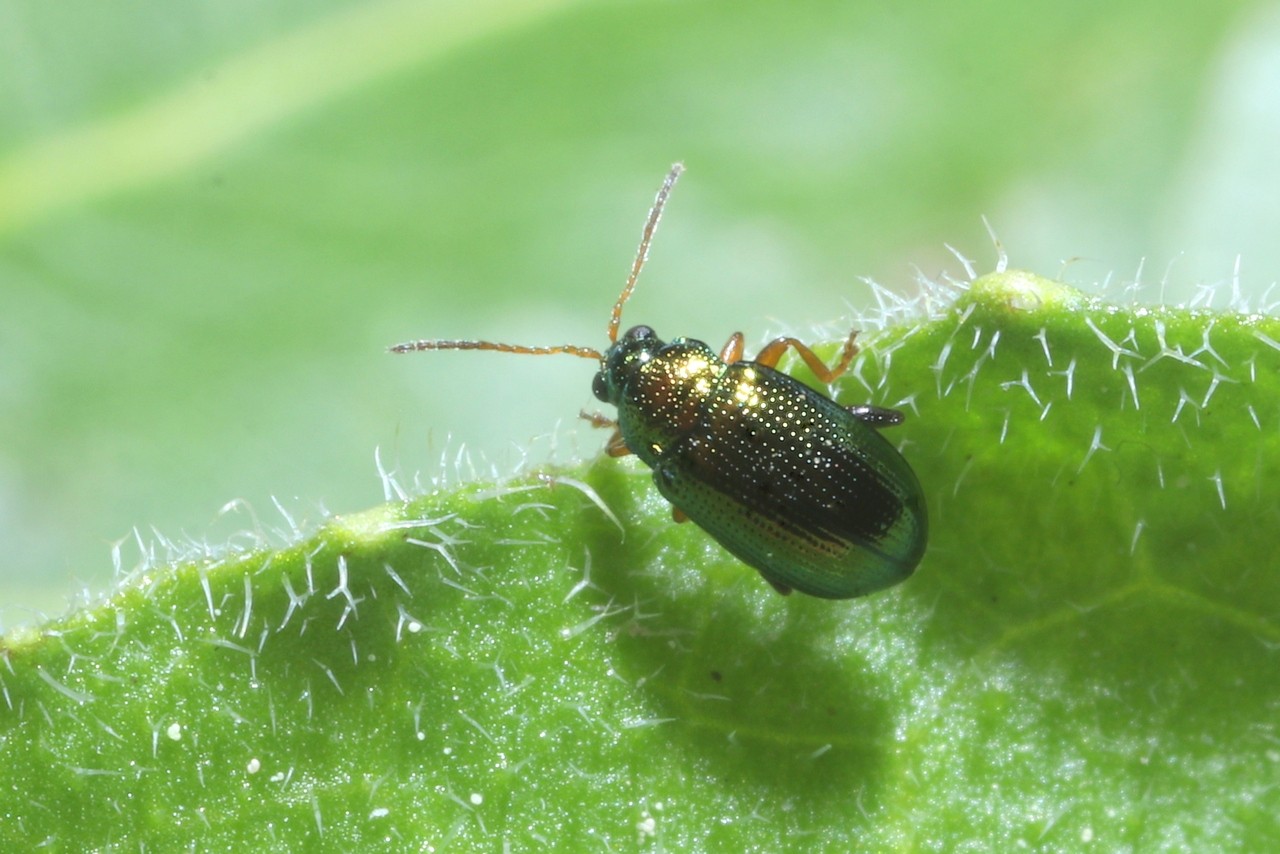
[391,164,926,598]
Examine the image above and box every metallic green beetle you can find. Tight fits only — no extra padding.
[391,165,927,599]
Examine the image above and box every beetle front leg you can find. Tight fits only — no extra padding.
[579,409,632,457]
[579,409,616,429]
[604,431,632,457]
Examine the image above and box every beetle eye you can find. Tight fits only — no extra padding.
[592,372,609,402]
[624,325,655,340]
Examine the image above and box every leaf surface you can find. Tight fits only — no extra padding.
[3,271,1277,849]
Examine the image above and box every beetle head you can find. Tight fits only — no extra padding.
[593,325,663,404]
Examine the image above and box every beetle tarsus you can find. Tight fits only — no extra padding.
[579,409,617,429]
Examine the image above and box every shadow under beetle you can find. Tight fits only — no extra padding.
[391,164,927,599]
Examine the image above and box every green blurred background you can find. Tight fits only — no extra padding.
[1,0,1276,626]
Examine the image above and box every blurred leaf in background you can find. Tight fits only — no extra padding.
[0,0,1275,623]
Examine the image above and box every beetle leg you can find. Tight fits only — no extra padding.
[579,409,632,457]
[579,409,617,429]
[753,328,859,382]
[845,403,905,427]
[671,506,689,523]
[719,332,745,362]
[604,430,632,457]
[764,577,794,596]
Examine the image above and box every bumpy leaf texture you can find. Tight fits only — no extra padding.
[2,271,1277,850]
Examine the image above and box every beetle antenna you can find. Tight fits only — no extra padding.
[606,163,684,343]
[388,340,602,360]
[392,164,683,361]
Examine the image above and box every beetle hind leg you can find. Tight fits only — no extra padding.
[750,333,909,427]
[752,327,859,382]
